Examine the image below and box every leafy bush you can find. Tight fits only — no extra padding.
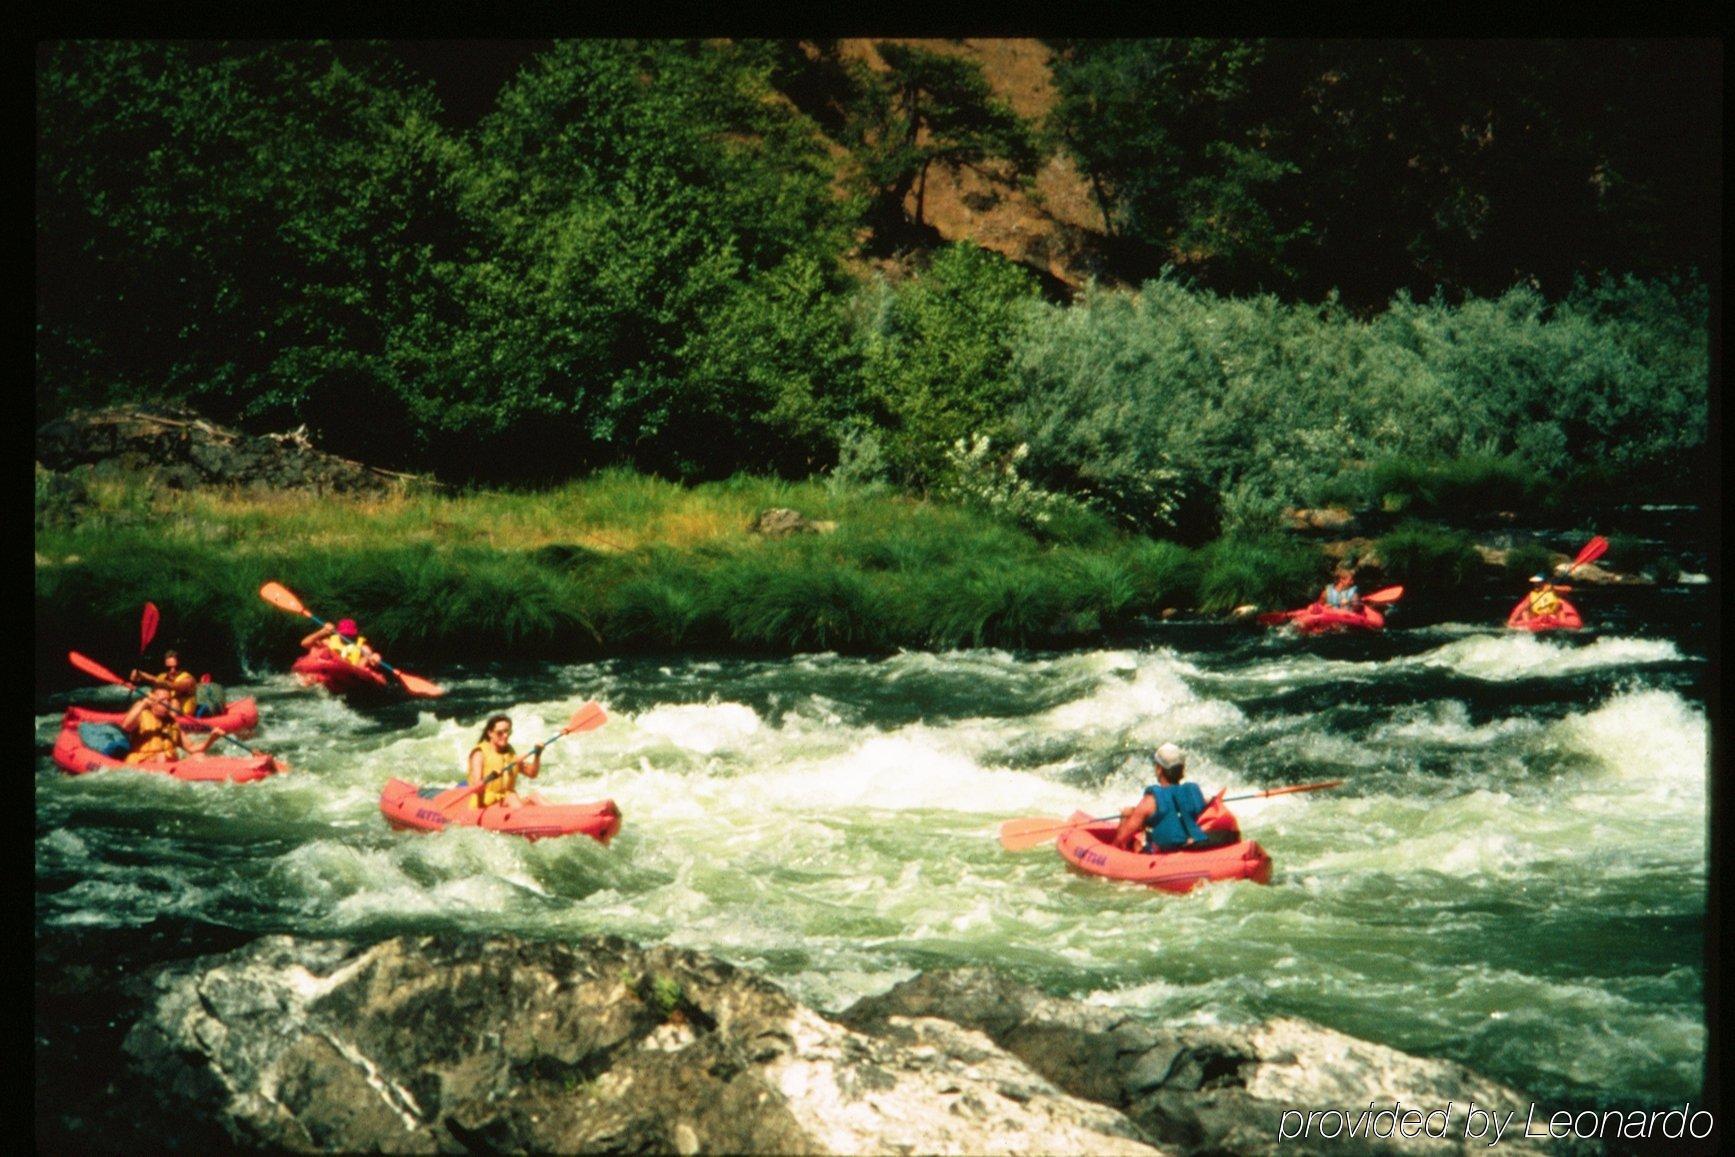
[1196,535,1321,612]
[1374,522,1484,589]
[855,244,1043,486]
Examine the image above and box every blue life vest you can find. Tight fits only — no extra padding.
[1143,782,1209,852]
[1324,584,1359,608]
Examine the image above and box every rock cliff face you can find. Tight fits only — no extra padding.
[106,933,1589,1155]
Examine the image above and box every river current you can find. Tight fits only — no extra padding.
[36,565,1712,1123]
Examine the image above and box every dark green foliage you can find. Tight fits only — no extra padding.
[856,245,1043,487]
[1118,539,1202,610]
[1045,39,1718,305]
[34,468,90,530]
[35,39,1709,522]
[1196,535,1321,612]
[1501,544,1555,585]
[1347,454,1546,518]
[1375,522,1483,590]
[37,41,471,466]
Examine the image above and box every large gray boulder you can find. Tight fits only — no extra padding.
[842,969,1595,1156]
[121,935,1156,1154]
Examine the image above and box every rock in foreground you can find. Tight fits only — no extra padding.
[115,934,1588,1154]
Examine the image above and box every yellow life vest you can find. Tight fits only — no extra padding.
[469,743,519,809]
[127,709,182,763]
[326,633,369,666]
[158,669,198,716]
[1529,587,1562,617]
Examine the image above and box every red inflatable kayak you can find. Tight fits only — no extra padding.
[291,651,396,700]
[379,778,622,843]
[1276,603,1385,633]
[61,697,260,738]
[1506,596,1583,631]
[1055,797,1271,892]
[52,716,281,783]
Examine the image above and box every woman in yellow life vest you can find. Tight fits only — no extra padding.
[131,650,198,716]
[119,688,227,763]
[300,618,381,670]
[467,715,544,810]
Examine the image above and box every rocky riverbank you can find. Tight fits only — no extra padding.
[78,932,1594,1155]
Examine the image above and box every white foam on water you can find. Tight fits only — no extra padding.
[633,701,762,754]
[1368,700,1544,748]
[1554,689,1708,805]
[1406,633,1681,682]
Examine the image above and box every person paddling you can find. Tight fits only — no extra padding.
[131,649,199,716]
[301,618,381,670]
[1520,573,1566,618]
[1112,743,1230,854]
[468,715,543,810]
[1320,566,1361,611]
[119,687,227,763]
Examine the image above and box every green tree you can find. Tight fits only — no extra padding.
[856,243,1042,487]
[440,39,852,478]
[37,40,471,466]
[853,43,1038,240]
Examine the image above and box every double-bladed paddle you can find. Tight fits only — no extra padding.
[258,581,444,698]
[997,779,1344,851]
[67,651,269,760]
[432,702,609,811]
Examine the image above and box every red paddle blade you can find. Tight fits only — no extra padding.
[259,581,310,617]
[140,602,160,654]
[69,651,130,687]
[1572,535,1609,569]
[564,702,608,734]
[394,670,446,698]
[1362,586,1404,605]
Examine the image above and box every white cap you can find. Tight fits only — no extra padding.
[1154,743,1185,771]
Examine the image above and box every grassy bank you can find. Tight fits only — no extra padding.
[38,468,1346,690]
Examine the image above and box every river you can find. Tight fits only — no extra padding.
[35,534,1712,1134]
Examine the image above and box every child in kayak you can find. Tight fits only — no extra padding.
[120,687,228,763]
[131,649,198,716]
[300,618,382,670]
[1320,567,1361,610]
[468,714,543,810]
[1112,744,1231,853]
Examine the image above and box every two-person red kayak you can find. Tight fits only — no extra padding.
[52,712,281,782]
